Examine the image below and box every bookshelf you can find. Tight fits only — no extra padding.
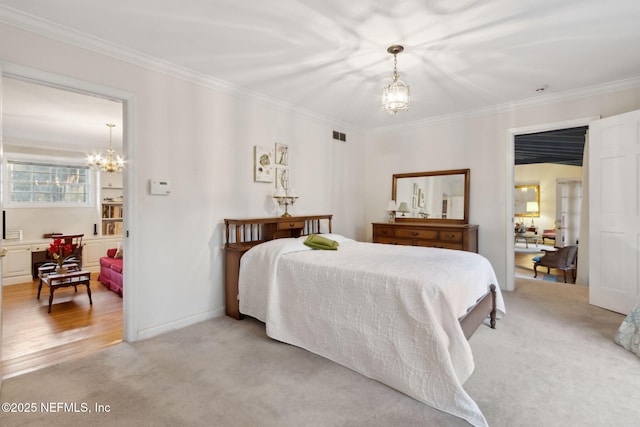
[101,172,123,236]
[102,203,123,235]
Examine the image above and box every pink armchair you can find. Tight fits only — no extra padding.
[542,229,556,244]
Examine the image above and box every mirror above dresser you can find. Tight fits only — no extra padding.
[392,169,470,224]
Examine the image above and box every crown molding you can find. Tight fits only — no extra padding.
[2,5,638,137]
[368,76,640,135]
[0,5,363,134]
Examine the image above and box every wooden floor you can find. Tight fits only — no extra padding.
[1,273,123,379]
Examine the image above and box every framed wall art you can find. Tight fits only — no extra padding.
[275,143,289,166]
[254,146,274,183]
[276,167,290,192]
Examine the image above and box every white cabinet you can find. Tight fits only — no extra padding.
[2,237,125,285]
[82,240,105,269]
[2,245,32,283]
[83,238,122,269]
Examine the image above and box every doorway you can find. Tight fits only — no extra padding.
[513,126,586,283]
[1,73,127,378]
[505,118,595,292]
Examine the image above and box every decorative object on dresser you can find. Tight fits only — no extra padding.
[385,200,397,222]
[372,222,478,252]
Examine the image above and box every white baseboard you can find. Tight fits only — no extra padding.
[134,307,226,342]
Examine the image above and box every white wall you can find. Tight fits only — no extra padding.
[514,163,583,232]
[3,21,640,337]
[365,87,640,291]
[0,23,366,340]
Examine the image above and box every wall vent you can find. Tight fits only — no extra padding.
[332,131,346,142]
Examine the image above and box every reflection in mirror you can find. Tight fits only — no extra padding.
[392,169,469,224]
[514,185,540,217]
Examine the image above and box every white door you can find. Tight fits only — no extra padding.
[555,179,582,248]
[589,109,640,314]
[0,68,5,386]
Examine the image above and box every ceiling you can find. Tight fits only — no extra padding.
[2,77,123,155]
[1,0,640,138]
[515,126,587,167]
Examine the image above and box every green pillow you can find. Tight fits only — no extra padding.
[304,234,339,250]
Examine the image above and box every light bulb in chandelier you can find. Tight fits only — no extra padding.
[382,45,410,114]
[88,123,124,173]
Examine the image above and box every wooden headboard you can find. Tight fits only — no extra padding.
[223,214,333,319]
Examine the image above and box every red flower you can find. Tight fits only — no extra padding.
[48,238,75,266]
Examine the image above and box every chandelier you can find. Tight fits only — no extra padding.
[382,45,410,114]
[88,123,124,173]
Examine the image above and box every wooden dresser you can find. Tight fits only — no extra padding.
[372,222,478,253]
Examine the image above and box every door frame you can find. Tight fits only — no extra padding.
[0,62,137,342]
[505,116,598,291]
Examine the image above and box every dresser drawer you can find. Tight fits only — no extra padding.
[395,228,438,240]
[373,226,394,238]
[277,221,305,230]
[372,222,478,253]
[416,240,463,250]
[374,236,413,246]
[438,230,463,242]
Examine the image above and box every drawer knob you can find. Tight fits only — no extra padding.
[411,232,419,236]
[289,223,295,227]
[448,234,455,238]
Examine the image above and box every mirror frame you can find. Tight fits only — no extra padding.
[391,168,470,224]
[514,184,540,217]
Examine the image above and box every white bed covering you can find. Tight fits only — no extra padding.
[239,235,505,427]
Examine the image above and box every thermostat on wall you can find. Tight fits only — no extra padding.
[150,179,171,195]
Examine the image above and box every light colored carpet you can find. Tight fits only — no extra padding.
[1,278,639,427]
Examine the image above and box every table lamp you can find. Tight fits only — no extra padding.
[397,202,410,217]
[526,201,539,227]
[386,200,397,222]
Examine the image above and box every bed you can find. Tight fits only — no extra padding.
[98,247,123,296]
[224,215,505,427]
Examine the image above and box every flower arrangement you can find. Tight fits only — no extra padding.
[515,222,527,234]
[48,238,75,270]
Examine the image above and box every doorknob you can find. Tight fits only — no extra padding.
[0,247,8,258]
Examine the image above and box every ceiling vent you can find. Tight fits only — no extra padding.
[332,131,346,142]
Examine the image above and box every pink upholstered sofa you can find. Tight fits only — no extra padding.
[98,247,123,296]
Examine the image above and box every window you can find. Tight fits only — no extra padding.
[7,160,91,206]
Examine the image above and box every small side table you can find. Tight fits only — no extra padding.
[38,269,92,313]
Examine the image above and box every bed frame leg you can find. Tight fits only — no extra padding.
[489,284,497,329]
